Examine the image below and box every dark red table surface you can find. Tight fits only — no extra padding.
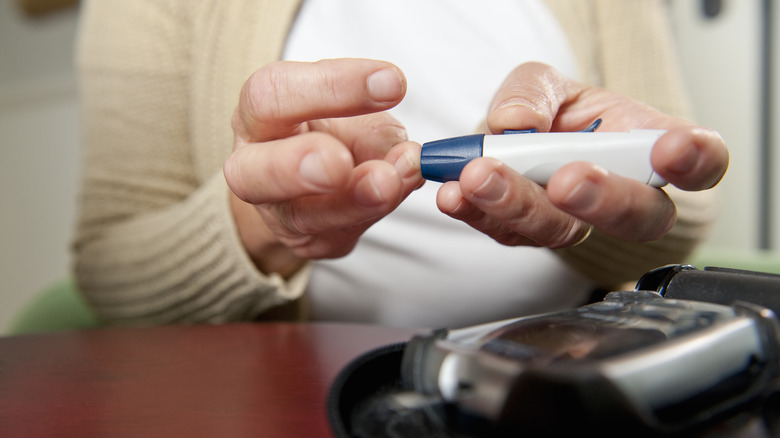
[0,322,420,438]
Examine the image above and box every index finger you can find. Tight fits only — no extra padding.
[236,58,406,142]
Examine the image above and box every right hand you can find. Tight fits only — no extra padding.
[224,59,423,277]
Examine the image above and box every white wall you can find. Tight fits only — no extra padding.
[772,0,780,249]
[668,0,765,250]
[0,0,80,333]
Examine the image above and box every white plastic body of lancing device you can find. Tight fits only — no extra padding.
[420,127,668,187]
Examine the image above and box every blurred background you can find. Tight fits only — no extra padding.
[1,0,79,332]
[0,0,778,332]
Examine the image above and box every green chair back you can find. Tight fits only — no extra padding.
[6,277,99,335]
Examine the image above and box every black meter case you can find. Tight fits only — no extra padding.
[328,265,780,437]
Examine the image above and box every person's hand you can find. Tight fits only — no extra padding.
[224,59,423,277]
[436,62,728,248]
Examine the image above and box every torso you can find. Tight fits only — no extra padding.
[283,0,593,327]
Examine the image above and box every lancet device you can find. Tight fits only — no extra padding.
[420,119,667,187]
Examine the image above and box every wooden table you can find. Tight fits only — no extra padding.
[0,323,419,437]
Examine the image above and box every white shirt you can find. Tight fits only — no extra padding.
[283,0,593,328]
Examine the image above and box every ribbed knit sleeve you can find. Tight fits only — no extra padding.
[545,0,719,288]
[72,0,308,325]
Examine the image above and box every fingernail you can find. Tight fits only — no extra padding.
[495,98,536,111]
[671,144,701,174]
[367,68,404,102]
[473,172,508,202]
[563,165,609,211]
[394,148,419,180]
[299,152,332,190]
[354,173,385,207]
[562,178,600,212]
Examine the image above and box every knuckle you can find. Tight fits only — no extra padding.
[492,230,536,247]
[223,153,248,200]
[260,205,330,259]
[289,236,357,260]
[285,206,318,236]
[243,64,288,124]
[230,108,245,139]
[312,63,341,105]
[545,219,585,249]
[502,192,586,248]
[251,73,278,120]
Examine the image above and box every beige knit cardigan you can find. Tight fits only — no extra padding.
[73,0,717,326]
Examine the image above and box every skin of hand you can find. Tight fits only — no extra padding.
[226,59,728,278]
[224,58,424,277]
[435,62,729,248]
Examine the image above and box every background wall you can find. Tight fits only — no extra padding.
[669,0,763,249]
[668,0,778,251]
[0,0,80,332]
[0,0,777,333]
[770,0,780,250]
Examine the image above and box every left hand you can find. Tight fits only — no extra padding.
[435,62,728,248]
